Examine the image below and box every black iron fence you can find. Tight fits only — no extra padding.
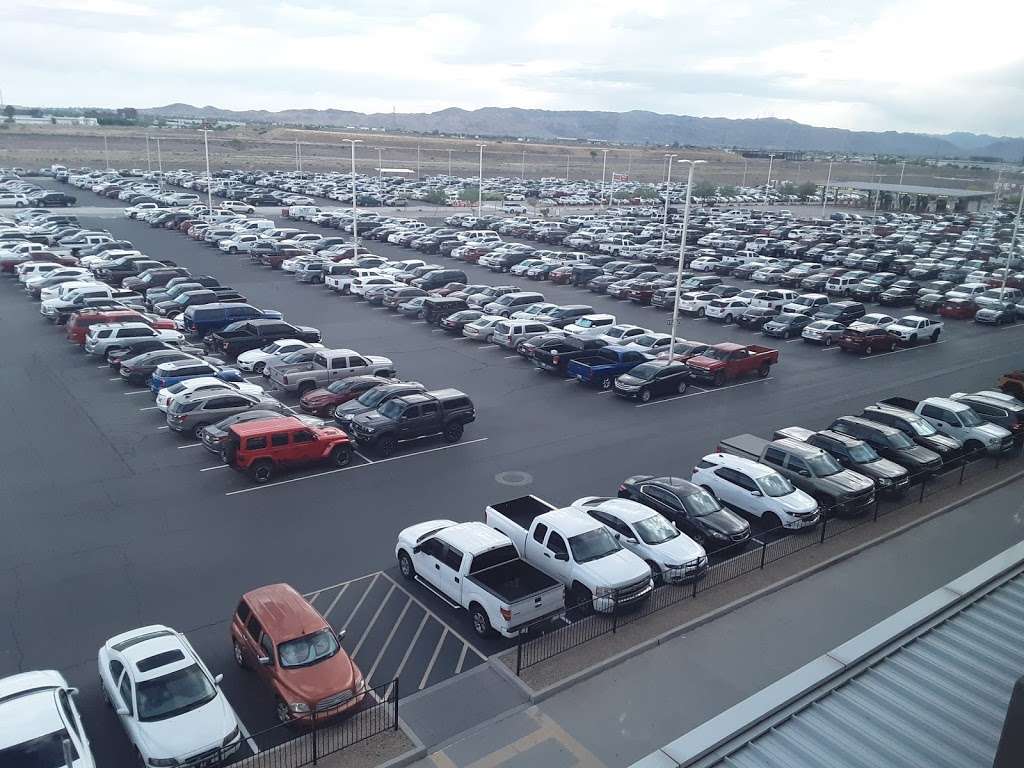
[219,680,399,768]
[516,439,1023,675]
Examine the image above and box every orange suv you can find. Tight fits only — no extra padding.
[231,583,366,723]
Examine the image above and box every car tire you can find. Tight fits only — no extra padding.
[249,460,274,484]
[600,376,613,390]
[192,423,205,438]
[930,330,940,342]
[910,334,918,344]
[865,344,873,355]
[758,364,770,378]
[233,640,247,669]
[443,422,464,443]
[377,435,398,457]
[297,381,315,396]
[398,551,415,580]
[676,380,688,395]
[638,387,653,403]
[331,445,352,468]
[229,247,237,254]
[253,362,265,374]
[469,603,492,637]
[569,582,594,615]
[276,698,291,724]
[646,560,663,587]
[697,307,705,318]
[713,371,727,387]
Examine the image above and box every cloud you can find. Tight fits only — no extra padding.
[0,0,1020,135]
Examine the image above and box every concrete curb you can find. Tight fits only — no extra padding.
[376,718,427,768]
[524,468,1024,704]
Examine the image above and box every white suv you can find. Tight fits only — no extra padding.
[83,322,184,357]
[691,452,820,530]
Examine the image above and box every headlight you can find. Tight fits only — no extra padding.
[361,425,375,433]
[222,726,240,746]
[148,759,179,767]
[877,477,891,487]
[707,528,728,539]
[289,702,311,714]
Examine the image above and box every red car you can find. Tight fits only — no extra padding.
[548,266,574,285]
[938,298,977,319]
[223,416,352,483]
[298,375,393,417]
[838,324,898,355]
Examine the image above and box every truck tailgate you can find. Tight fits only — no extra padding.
[506,582,565,631]
[717,433,769,461]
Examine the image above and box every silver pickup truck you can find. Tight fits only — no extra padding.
[267,348,395,395]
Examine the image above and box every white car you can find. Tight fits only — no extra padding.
[157,377,265,412]
[676,291,718,316]
[597,323,648,346]
[351,275,399,297]
[40,279,99,302]
[98,625,242,768]
[691,452,820,530]
[618,332,682,355]
[461,315,506,342]
[25,267,92,292]
[0,192,30,207]
[0,670,95,767]
[16,261,63,283]
[861,312,896,328]
[704,297,749,322]
[689,256,721,272]
[220,201,256,214]
[782,293,829,315]
[887,315,943,343]
[564,313,617,339]
[571,497,707,583]
[236,339,324,373]
[84,322,184,357]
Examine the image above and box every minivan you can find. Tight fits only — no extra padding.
[491,320,552,350]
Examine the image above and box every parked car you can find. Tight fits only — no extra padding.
[685,343,777,386]
[774,427,910,496]
[0,670,95,768]
[222,416,353,483]
[612,360,690,402]
[349,389,475,457]
[838,324,899,355]
[298,375,394,417]
[801,319,846,346]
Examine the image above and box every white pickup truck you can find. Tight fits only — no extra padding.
[485,495,652,613]
[886,315,942,344]
[395,520,564,638]
[267,348,395,395]
[325,267,381,294]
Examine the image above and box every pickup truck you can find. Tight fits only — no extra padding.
[886,315,943,344]
[485,495,653,613]
[395,520,564,638]
[349,388,475,457]
[718,433,876,517]
[878,397,1013,455]
[685,343,778,386]
[268,348,396,395]
[206,319,321,358]
[565,346,648,390]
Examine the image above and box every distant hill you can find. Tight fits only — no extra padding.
[142,104,1024,162]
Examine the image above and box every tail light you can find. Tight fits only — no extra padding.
[499,607,512,621]
[551,354,560,364]
[283,376,289,385]
[618,484,627,492]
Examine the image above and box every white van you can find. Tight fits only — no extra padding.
[286,205,321,221]
[825,275,859,297]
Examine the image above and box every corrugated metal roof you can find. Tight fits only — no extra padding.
[709,574,1024,768]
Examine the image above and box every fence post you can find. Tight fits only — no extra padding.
[691,573,698,598]
[873,495,880,522]
[959,457,966,485]
[759,538,767,569]
[919,474,926,503]
[312,710,319,765]
[393,678,399,731]
[612,595,619,633]
[819,519,827,543]
[515,635,523,676]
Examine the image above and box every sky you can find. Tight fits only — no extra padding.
[1,0,1021,137]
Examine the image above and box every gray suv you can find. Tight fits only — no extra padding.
[166,390,283,436]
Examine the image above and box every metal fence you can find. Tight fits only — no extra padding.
[515,439,1023,675]
[220,680,399,768]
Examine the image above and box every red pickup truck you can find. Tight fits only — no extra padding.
[685,342,778,386]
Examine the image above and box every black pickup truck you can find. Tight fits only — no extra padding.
[529,336,608,376]
[349,388,476,457]
[206,319,321,358]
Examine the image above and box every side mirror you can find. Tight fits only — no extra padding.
[67,687,80,697]
[213,673,224,686]
[750,490,763,497]
[115,704,130,716]
[337,629,347,642]
[257,655,272,666]
[554,552,570,562]
[626,537,639,545]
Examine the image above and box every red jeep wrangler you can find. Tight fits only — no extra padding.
[222,416,353,483]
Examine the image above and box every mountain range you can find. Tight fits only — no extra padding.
[141,104,1024,162]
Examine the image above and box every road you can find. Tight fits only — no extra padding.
[2,182,1020,764]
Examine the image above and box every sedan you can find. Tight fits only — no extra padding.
[613,360,690,402]
[761,312,813,339]
[119,349,200,385]
[398,296,428,318]
[98,625,242,768]
[801,319,846,346]
[462,315,507,342]
[298,375,393,417]
[236,339,322,374]
[618,475,751,550]
[439,309,485,333]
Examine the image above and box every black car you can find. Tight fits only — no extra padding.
[439,310,485,333]
[830,416,944,476]
[587,274,619,294]
[31,192,77,207]
[333,381,427,429]
[814,301,866,325]
[736,307,777,330]
[612,361,690,402]
[761,312,813,339]
[118,349,200,385]
[618,475,751,550]
[421,297,469,325]
[531,336,608,376]
[349,388,475,457]
[878,285,919,306]
[915,292,945,313]
[804,430,910,496]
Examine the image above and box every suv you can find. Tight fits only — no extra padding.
[814,301,866,326]
[222,416,353,483]
[231,583,365,722]
[829,416,943,476]
[349,388,476,457]
[166,389,280,437]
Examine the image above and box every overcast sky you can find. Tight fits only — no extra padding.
[2,0,1021,136]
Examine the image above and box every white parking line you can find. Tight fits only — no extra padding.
[419,628,448,691]
[107,377,121,381]
[200,464,230,472]
[821,346,840,352]
[340,575,379,631]
[479,344,503,351]
[353,449,373,464]
[635,377,774,408]
[454,337,471,342]
[303,571,379,598]
[503,354,520,360]
[139,406,160,411]
[859,340,945,360]
[1001,323,1024,331]
[785,338,802,343]
[96,365,108,369]
[177,442,203,449]
[223,438,489,496]
[351,583,396,657]
[224,700,259,755]
[365,597,413,684]
[454,644,469,675]
[387,614,429,700]
[412,321,427,325]
[323,581,354,621]
[123,390,150,395]
[156,426,169,431]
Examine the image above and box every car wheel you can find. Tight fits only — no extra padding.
[646,560,663,587]
[909,334,918,344]
[378,435,398,457]
[192,422,205,438]
[569,583,594,615]
[276,698,291,724]
[330,445,352,467]
[697,307,705,318]
[676,380,688,395]
[297,381,315,397]
[249,460,274,484]
[964,439,984,457]
[600,376,613,390]
[757,364,770,378]
[824,336,833,346]
[470,604,493,637]
[864,344,873,355]
[398,551,415,580]
[763,512,782,532]
[713,371,727,387]
[229,247,237,254]
[724,313,733,324]
[930,330,940,342]
[443,422,464,443]
[516,341,527,354]
[233,640,247,669]
[253,361,265,374]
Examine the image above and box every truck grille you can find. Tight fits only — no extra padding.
[316,690,353,711]
[615,576,652,603]
[181,747,220,767]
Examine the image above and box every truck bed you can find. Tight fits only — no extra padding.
[717,433,770,460]
[487,495,556,531]
[878,397,919,412]
[469,559,559,602]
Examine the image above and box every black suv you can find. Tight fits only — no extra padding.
[349,388,475,456]
[860,405,963,465]
[814,301,866,325]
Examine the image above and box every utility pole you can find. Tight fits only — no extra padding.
[521,150,526,181]
[146,135,151,173]
[566,153,570,182]
[201,129,214,219]
[156,137,163,191]
[103,135,110,170]
[763,153,775,206]
[822,158,834,217]
[448,148,453,177]
[476,144,486,217]
[600,149,610,207]
[416,145,421,180]
[999,189,1023,300]
[742,158,748,188]
[344,139,362,252]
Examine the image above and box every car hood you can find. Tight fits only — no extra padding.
[917,433,961,453]
[276,653,360,707]
[649,535,706,564]
[351,412,392,429]
[136,691,237,760]
[575,549,650,588]
[335,401,372,419]
[774,488,820,515]
[976,422,1012,441]
[817,469,875,496]
[861,458,908,480]
[301,388,336,403]
[685,354,723,370]
[615,373,647,387]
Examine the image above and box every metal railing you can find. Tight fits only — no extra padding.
[515,439,1023,675]
[219,680,399,768]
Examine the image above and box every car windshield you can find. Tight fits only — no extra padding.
[634,514,680,545]
[568,528,621,563]
[359,387,396,407]
[680,489,722,516]
[807,452,843,476]
[279,350,309,363]
[848,442,880,462]
[958,409,984,427]
[701,347,731,361]
[0,729,79,768]
[905,416,937,436]
[627,363,662,380]
[277,628,340,669]
[575,318,596,328]
[887,431,916,449]
[756,473,795,497]
[630,335,660,347]
[136,663,217,722]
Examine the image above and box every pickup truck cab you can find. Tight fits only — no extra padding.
[222,416,352,483]
[685,343,778,386]
[566,346,648,390]
[879,396,1013,455]
[207,320,321,358]
[485,496,652,613]
[349,388,475,457]
[268,348,396,395]
[396,520,564,638]
[886,315,942,344]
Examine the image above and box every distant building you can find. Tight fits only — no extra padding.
[11,115,99,126]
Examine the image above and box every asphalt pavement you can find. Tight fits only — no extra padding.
[3,182,1022,766]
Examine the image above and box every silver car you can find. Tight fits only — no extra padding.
[462,315,506,342]
[801,319,846,346]
[166,389,284,436]
[490,319,552,350]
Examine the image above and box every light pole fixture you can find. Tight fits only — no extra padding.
[201,129,214,220]
[476,144,486,217]
[822,158,834,216]
[742,157,748,188]
[660,153,677,250]
[566,153,571,182]
[763,153,776,206]
[343,139,362,251]
[668,159,706,362]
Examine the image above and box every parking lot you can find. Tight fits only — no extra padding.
[3,175,1022,766]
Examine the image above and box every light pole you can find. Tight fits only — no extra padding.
[668,159,705,362]
[476,144,486,217]
[416,145,421,180]
[763,153,775,206]
[566,153,571,182]
[297,140,302,173]
[201,129,214,220]
[822,158,834,216]
[999,188,1024,300]
[742,158,748,188]
[871,173,884,225]
[660,154,677,249]
[600,149,610,207]
[103,135,110,170]
[156,137,163,191]
[146,135,152,173]
[376,147,383,184]
[448,148,453,177]
[343,139,362,251]
[899,161,906,185]
[994,168,1003,206]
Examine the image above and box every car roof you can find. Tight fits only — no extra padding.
[242,583,326,642]
[0,673,67,749]
[104,625,193,681]
[702,452,778,478]
[578,497,661,524]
